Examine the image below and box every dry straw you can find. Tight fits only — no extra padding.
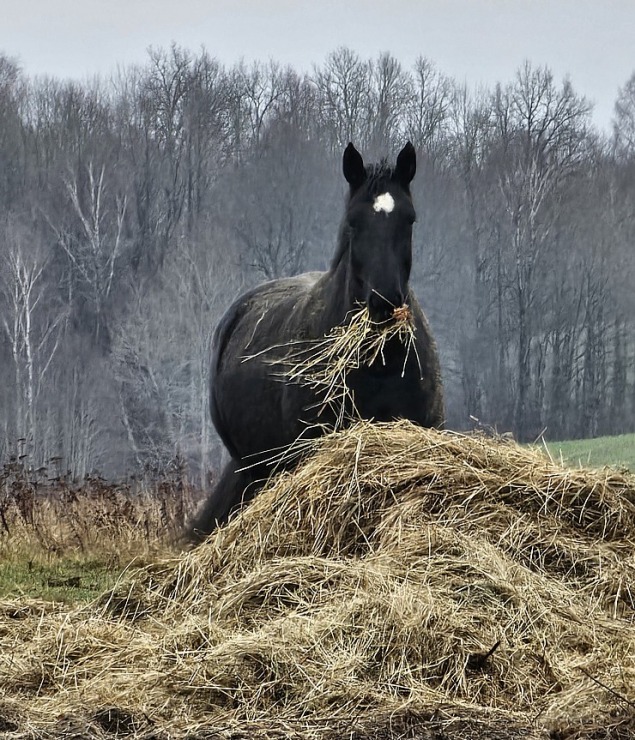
[249,304,418,428]
[0,475,191,564]
[2,421,635,738]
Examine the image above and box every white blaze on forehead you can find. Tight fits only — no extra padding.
[372,192,395,214]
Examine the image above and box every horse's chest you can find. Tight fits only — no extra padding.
[348,369,423,423]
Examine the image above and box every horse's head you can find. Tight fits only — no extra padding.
[341,142,417,323]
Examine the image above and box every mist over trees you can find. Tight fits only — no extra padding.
[1,45,634,485]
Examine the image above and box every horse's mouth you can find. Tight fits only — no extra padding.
[368,304,411,327]
[368,313,395,327]
[392,305,411,322]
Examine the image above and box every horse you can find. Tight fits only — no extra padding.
[188,142,444,539]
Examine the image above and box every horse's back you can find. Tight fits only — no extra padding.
[210,271,325,459]
[213,272,322,364]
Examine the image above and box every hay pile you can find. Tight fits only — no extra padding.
[2,421,635,739]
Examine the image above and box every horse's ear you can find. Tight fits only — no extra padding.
[343,143,366,189]
[394,142,416,186]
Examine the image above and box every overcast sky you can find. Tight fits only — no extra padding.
[2,0,634,133]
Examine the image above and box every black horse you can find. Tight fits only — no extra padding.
[188,142,444,539]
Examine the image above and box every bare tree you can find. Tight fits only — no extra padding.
[406,57,452,157]
[0,55,26,207]
[182,51,233,228]
[313,47,372,150]
[236,60,288,150]
[613,71,635,156]
[0,224,67,461]
[491,63,591,438]
[47,161,127,349]
[367,52,412,152]
[112,230,240,485]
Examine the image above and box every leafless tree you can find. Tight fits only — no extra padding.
[0,224,67,461]
[490,63,591,437]
[313,47,372,150]
[613,72,635,156]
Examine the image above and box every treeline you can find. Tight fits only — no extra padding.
[1,45,634,485]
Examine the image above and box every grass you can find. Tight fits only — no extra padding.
[0,558,123,603]
[0,462,193,603]
[544,432,635,471]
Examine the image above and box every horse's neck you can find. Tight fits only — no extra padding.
[322,246,355,327]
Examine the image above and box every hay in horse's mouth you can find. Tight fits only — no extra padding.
[272,304,418,427]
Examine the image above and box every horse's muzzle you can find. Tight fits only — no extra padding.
[367,291,404,323]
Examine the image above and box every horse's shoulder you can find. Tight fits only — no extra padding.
[213,272,324,361]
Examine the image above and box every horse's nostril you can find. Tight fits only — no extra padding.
[368,292,401,322]
[369,291,404,312]
[368,293,380,310]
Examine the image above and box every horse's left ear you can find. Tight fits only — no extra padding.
[394,142,416,186]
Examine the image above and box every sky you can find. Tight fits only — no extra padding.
[2,0,634,133]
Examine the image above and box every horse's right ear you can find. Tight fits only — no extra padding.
[343,143,366,189]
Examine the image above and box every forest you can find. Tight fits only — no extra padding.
[1,45,634,488]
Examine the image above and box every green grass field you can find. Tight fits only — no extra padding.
[0,558,123,603]
[543,432,635,471]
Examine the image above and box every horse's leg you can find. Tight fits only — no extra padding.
[185,459,260,542]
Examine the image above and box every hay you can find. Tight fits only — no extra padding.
[250,304,418,428]
[2,421,635,738]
